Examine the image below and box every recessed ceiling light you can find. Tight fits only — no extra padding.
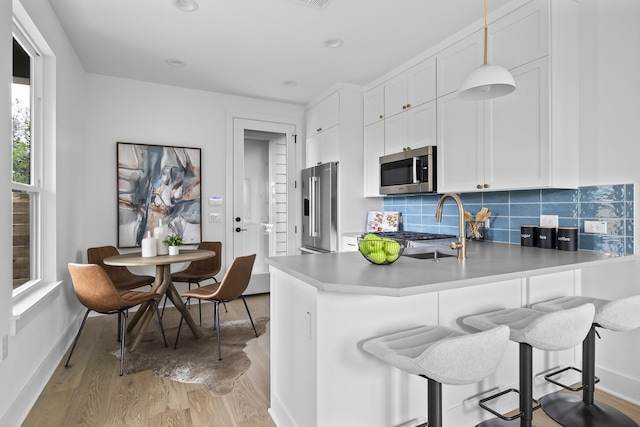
[166,59,186,67]
[281,80,298,87]
[324,38,344,48]
[173,0,199,12]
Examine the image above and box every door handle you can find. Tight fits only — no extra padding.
[235,227,247,232]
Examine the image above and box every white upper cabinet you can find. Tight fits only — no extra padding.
[484,57,551,190]
[306,91,340,139]
[384,57,436,119]
[306,125,339,168]
[436,31,484,98]
[364,85,385,126]
[437,92,485,192]
[490,0,550,69]
[384,101,436,155]
[363,120,384,197]
[439,57,552,193]
[437,0,578,193]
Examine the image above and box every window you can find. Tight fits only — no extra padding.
[12,26,43,294]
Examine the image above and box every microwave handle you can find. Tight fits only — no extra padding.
[413,157,420,184]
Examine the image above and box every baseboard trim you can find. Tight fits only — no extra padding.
[0,312,83,426]
[596,366,640,406]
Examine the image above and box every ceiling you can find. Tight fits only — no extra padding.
[49,0,511,106]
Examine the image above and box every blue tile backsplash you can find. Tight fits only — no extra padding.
[383,184,634,254]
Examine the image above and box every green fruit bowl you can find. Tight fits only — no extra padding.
[357,236,405,265]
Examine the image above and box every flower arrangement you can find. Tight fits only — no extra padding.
[162,233,184,247]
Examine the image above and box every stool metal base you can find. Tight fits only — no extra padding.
[476,417,533,427]
[540,392,639,427]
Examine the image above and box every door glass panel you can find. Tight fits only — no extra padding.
[243,138,271,275]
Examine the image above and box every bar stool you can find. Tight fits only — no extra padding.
[463,303,595,427]
[531,295,640,427]
[362,324,510,427]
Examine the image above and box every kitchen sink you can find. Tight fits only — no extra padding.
[402,241,457,260]
[403,251,456,260]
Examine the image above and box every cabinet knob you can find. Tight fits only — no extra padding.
[406,146,411,151]
[406,103,411,108]
[317,127,322,132]
[379,114,383,119]
[402,104,407,110]
[477,184,483,190]
[402,147,408,152]
[483,183,490,189]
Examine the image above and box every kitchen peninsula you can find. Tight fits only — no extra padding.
[266,242,633,427]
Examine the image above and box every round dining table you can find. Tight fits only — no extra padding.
[103,249,215,351]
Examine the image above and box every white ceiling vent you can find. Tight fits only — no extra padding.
[293,0,333,9]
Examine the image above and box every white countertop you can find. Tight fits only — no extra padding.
[266,241,634,297]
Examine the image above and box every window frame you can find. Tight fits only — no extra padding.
[12,20,44,298]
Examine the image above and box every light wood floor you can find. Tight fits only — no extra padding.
[24,293,640,426]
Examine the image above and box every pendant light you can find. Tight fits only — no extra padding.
[458,0,515,101]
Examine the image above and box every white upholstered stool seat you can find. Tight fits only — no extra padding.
[463,303,595,427]
[530,295,640,427]
[363,325,509,427]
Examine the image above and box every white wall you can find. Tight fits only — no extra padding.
[83,74,304,271]
[0,0,87,425]
[577,0,640,404]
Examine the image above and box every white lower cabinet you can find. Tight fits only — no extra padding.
[269,267,582,427]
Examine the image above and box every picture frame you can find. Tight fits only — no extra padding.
[117,142,202,248]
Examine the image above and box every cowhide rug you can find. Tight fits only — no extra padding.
[110,316,269,396]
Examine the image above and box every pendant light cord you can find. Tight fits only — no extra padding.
[483,0,488,65]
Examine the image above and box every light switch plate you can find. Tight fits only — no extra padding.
[209,213,223,223]
[540,215,559,228]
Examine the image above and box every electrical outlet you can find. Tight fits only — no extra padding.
[585,220,607,234]
[484,219,490,229]
[540,215,559,228]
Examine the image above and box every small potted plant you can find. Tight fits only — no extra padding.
[163,233,184,255]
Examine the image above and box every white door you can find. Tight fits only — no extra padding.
[232,118,297,294]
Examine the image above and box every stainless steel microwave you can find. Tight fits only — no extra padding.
[379,146,436,195]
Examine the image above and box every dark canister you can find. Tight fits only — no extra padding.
[537,226,557,249]
[520,225,538,247]
[557,227,578,251]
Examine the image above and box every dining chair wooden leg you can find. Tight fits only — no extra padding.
[241,295,258,337]
[65,308,91,368]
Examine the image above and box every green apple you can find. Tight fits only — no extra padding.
[369,240,383,252]
[384,240,401,255]
[386,253,399,263]
[368,251,386,264]
[358,240,371,255]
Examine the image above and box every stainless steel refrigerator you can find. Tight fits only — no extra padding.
[301,162,338,253]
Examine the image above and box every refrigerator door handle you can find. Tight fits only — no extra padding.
[310,176,319,237]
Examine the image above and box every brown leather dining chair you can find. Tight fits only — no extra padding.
[169,241,222,324]
[174,254,258,360]
[88,245,155,291]
[66,263,168,376]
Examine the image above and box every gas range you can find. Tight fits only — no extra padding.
[364,231,456,242]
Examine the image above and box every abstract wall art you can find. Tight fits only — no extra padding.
[117,142,202,248]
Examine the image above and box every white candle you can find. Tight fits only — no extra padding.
[154,219,169,255]
[141,231,158,257]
